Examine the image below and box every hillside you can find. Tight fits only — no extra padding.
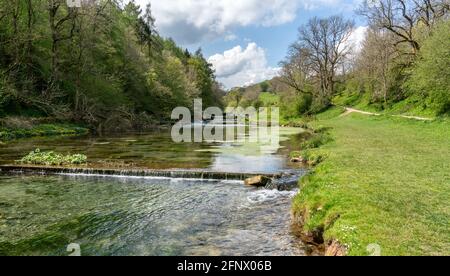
[0,0,223,133]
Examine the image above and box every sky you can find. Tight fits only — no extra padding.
[135,0,368,89]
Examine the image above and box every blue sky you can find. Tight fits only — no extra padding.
[136,0,367,89]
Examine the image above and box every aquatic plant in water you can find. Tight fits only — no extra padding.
[18,149,87,166]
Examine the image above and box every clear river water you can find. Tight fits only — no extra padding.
[0,127,309,256]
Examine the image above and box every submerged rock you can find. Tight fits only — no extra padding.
[244,175,271,187]
[265,173,299,191]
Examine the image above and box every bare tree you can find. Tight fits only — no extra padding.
[359,0,449,54]
[280,47,312,96]
[357,28,398,103]
[281,15,354,106]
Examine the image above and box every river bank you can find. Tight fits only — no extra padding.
[0,117,89,141]
[291,108,450,256]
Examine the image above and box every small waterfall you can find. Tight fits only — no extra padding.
[0,165,279,182]
[0,165,305,191]
[265,170,305,191]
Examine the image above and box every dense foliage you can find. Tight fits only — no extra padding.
[226,1,449,118]
[405,20,450,115]
[0,0,223,132]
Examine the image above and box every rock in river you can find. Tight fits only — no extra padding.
[244,176,271,187]
[290,157,305,163]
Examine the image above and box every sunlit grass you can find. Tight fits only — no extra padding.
[293,112,450,255]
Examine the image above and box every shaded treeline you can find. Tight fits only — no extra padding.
[0,0,223,132]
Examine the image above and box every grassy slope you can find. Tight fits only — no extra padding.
[293,109,450,256]
[333,92,444,118]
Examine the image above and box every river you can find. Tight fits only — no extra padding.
[0,127,308,256]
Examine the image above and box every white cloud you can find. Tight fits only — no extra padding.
[348,26,368,52]
[208,43,280,89]
[135,0,357,45]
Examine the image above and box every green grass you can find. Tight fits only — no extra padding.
[387,96,441,117]
[0,123,89,141]
[293,112,450,256]
[333,92,380,112]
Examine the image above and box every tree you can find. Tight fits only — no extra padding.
[0,0,221,130]
[282,15,354,109]
[406,20,450,115]
[359,0,449,55]
[280,47,313,96]
[132,2,160,62]
[224,89,244,107]
[357,27,398,103]
[260,81,270,92]
[189,49,217,107]
[47,0,79,93]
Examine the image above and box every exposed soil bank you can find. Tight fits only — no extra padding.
[287,126,346,256]
[292,209,347,256]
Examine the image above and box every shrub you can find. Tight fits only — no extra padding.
[301,132,333,149]
[313,125,333,134]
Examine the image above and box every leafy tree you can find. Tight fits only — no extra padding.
[406,20,450,115]
[260,81,270,92]
[0,1,223,130]
[189,49,217,107]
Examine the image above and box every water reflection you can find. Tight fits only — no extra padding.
[0,127,304,173]
[0,126,308,256]
[211,154,286,173]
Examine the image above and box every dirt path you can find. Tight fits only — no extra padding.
[340,108,381,117]
[391,115,434,121]
[340,107,434,121]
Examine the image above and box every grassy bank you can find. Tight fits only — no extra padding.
[293,109,450,256]
[0,118,89,141]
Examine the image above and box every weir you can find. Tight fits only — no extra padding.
[0,165,280,181]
